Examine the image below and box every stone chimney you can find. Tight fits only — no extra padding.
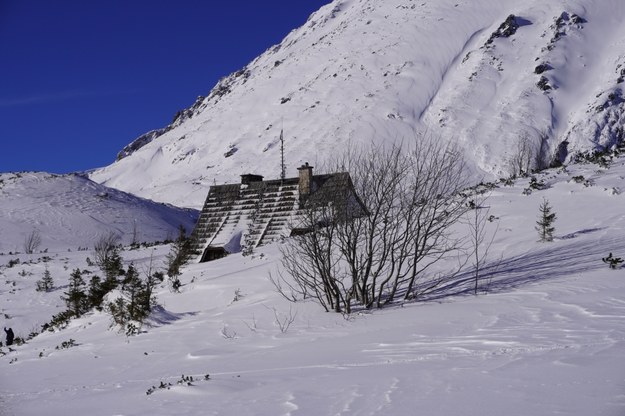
[297,163,313,196]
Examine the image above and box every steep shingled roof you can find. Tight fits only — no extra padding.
[189,167,362,262]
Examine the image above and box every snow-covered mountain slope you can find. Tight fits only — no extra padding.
[3,154,625,415]
[0,172,197,252]
[90,0,625,209]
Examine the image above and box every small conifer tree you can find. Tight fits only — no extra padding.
[108,263,156,329]
[87,275,105,310]
[108,297,129,327]
[166,226,193,278]
[93,232,124,292]
[139,251,162,317]
[62,268,87,316]
[535,198,556,242]
[101,247,124,292]
[142,270,163,315]
[36,266,54,292]
[165,226,194,292]
[122,264,148,321]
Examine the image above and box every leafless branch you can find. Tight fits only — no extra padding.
[276,136,473,312]
[23,229,42,254]
[267,305,297,334]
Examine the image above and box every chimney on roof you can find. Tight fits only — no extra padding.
[240,174,264,185]
[297,163,313,196]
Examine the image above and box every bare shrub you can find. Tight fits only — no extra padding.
[23,230,42,254]
[509,134,535,176]
[93,232,123,293]
[267,305,297,333]
[275,137,472,313]
[220,324,237,339]
[463,191,499,294]
[242,315,258,333]
[93,232,121,270]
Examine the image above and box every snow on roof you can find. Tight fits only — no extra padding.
[190,170,360,262]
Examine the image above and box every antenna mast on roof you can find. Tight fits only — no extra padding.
[280,123,286,183]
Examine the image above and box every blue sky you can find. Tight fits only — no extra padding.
[0,1,330,174]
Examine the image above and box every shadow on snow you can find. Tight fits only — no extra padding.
[413,232,619,302]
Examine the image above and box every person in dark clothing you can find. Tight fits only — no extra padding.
[4,327,14,346]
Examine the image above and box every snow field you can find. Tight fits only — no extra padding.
[2,154,625,415]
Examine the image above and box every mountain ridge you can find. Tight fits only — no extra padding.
[0,172,197,251]
[90,0,625,209]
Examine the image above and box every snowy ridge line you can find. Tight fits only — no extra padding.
[0,171,197,251]
[89,0,625,209]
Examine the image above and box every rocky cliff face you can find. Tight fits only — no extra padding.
[90,0,625,209]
